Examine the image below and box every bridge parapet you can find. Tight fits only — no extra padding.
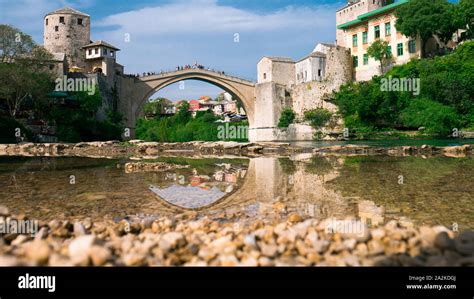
[128,68,255,86]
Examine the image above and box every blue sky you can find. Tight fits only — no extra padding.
[1,0,346,100]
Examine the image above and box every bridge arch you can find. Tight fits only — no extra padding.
[120,69,256,136]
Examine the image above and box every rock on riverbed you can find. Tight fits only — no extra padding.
[0,206,472,267]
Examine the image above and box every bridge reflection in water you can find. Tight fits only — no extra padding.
[147,157,385,226]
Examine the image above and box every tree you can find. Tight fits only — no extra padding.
[367,40,393,75]
[395,0,459,57]
[0,24,35,63]
[0,25,54,117]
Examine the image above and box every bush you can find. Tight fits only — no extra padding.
[304,108,332,128]
[401,98,460,136]
[278,108,296,128]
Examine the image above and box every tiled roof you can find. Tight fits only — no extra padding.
[82,40,120,51]
[46,7,89,17]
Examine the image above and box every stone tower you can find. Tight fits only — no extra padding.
[43,7,91,70]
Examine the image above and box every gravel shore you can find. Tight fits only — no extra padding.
[1,206,473,267]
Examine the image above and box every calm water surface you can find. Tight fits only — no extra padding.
[0,155,473,229]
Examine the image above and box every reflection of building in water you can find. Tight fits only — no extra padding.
[357,200,385,227]
[251,157,356,219]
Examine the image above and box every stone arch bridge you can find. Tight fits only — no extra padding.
[117,69,256,138]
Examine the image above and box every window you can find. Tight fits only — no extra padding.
[408,40,416,53]
[387,45,392,57]
[88,49,92,55]
[95,48,99,54]
[54,26,59,32]
[318,69,321,77]
[78,18,83,25]
[59,16,65,24]
[352,34,358,47]
[103,48,108,55]
[362,31,368,44]
[397,43,404,56]
[374,25,380,39]
[353,56,359,68]
[385,22,391,36]
[363,54,369,65]
[263,73,267,80]
[110,51,114,57]
[304,71,307,80]
[46,18,48,26]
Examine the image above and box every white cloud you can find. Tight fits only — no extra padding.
[97,0,336,35]
[1,0,341,100]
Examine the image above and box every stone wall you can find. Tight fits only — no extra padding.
[291,46,352,125]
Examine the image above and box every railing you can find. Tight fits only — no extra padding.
[123,67,255,83]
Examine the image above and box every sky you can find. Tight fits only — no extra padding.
[0,0,346,100]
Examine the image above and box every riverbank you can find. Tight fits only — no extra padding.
[0,141,473,158]
[0,206,472,266]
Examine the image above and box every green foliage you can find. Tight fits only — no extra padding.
[401,98,460,136]
[367,40,393,74]
[47,87,123,142]
[136,108,248,142]
[0,25,54,118]
[278,108,296,128]
[143,98,172,116]
[304,108,332,128]
[335,41,474,137]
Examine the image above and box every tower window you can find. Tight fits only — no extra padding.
[263,73,267,80]
[55,26,59,32]
[318,69,321,77]
[59,16,65,24]
[78,18,83,25]
[46,18,48,25]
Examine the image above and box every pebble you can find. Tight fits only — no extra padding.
[0,206,9,216]
[68,235,96,265]
[25,240,51,265]
[73,222,87,237]
[0,206,473,267]
[89,245,111,266]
